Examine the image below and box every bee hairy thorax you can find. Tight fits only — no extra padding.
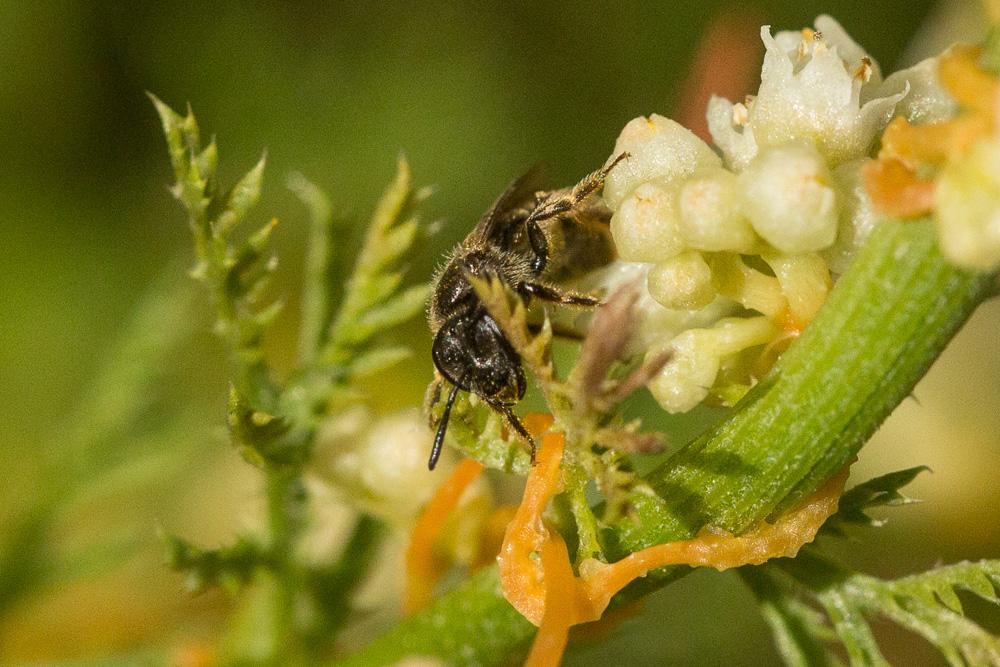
[428,246,533,333]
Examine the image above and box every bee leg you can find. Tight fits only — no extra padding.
[526,152,629,226]
[526,217,550,274]
[523,153,629,274]
[488,400,536,464]
[522,281,600,307]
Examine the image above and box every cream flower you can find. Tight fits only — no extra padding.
[738,139,840,253]
[311,407,453,526]
[603,114,720,209]
[678,167,759,252]
[646,317,778,413]
[708,15,906,170]
[647,251,717,310]
[610,182,686,262]
[936,137,1000,271]
[823,159,880,275]
[878,56,959,124]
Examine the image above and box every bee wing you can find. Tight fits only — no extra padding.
[470,163,549,243]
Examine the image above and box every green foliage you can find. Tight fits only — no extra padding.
[0,268,202,623]
[739,467,1000,667]
[753,553,1000,666]
[151,94,277,404]
[165,534,264,594]
[347,214,995,666]
[823,466,929,534]
[323,157,432,366]
[150,96,431,661]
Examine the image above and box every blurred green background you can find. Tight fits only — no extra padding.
[2,0,997,664]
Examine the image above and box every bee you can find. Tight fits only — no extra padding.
[425,154,627,469]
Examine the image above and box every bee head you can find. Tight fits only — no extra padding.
[431,311,526,404]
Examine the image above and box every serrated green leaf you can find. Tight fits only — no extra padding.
[217,154,267,235]
[348,346,413,378]
[288,172,336,364]
[819,589,889,667]
[776,553,1000,667]
[351,284,430,339]
[887,560,1000,609]
[369,218,418,272]
[322,157,428,365]
[741,568,839,667]
[164,532,263,594]
[841,466,928,510]
[824,466,929,534]
[149,93,200,179]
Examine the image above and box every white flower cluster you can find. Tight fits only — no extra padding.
[936,135,1000,270]
[602,15,951,414]
[310,407,488,535]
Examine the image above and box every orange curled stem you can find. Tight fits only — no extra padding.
[523,412,555,438]
[938,45,998,115]
[863,158,937,219]
[504,425,849,666]
[525,533,582,667]
[579,466,849,619]
[497,430,565,625]
[404,458,484,614]
[881,116,990,167]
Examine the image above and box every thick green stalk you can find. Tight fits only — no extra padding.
[265,469,308,659]
[342,219,993,665]
[618,218,993,550]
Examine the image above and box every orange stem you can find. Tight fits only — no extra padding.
[404,458,484,614]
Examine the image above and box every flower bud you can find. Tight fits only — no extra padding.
[739,140,839,253]
[604,114,720,209]
[646,317,777,413]
[679,167,759,252]
[647,251,717,310]
[936,138,1000,271]
[610,182,686,262]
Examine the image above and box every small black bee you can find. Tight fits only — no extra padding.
[425,154,626,469]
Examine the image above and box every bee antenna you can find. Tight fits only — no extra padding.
[428,382,462,470]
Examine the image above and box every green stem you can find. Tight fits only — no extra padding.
[304,514,385,655]
[619,219,992,550]
[265,469,307,658]
[565,467,603,565]
[343,219,993,665]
